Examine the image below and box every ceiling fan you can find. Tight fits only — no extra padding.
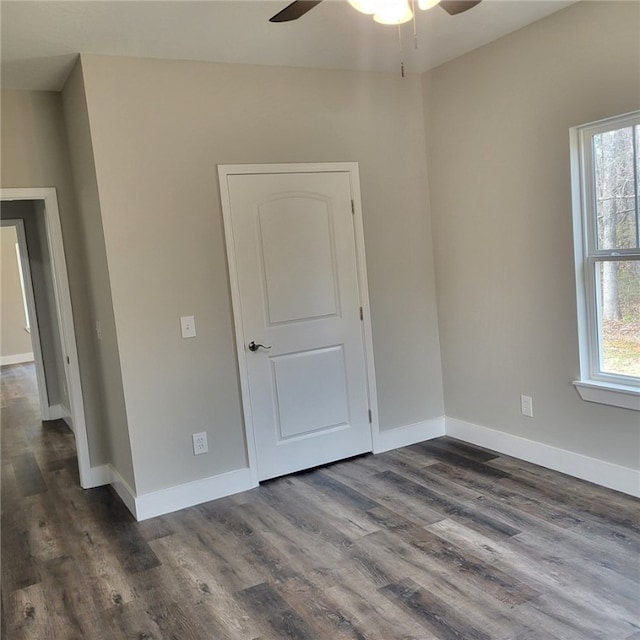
[270,0,482,24]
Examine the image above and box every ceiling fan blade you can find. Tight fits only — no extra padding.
[269,0,323,22]
[439,0,482,16]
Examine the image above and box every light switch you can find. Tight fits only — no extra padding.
[180,315,196,338]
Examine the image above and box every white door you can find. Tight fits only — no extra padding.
[220,164,375,481]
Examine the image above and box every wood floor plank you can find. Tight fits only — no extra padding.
[324,462,450,528]
[408,442,512,479]
[4,583,55,640]
[487,453,640,536]
[38,555,109,640]
[140,541,257,640]
[236,499,353,578]
[149,532,264,639]
[517,591,639,640]
[416,437,500,462]
[102,599,163,640]
[12,451,47,497]
[87,486,162,575]
[39,477,143,611]
[324,579,438,640]
[178,508,267,592]
[423,460,640,584]
[416,460,585,529]
[2,364,639,639]
[431,519,640,636]
[136,580,226,640]
[1,496,42,591]
[235,582,316,640]
[272,474,381,539]
[375,469,521,539]
[380,578,493,640]
[276,575,371,640]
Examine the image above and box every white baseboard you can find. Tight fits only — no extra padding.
[87,464,113,488]
[105,465,256,521]
[0,352,34,366]
[446,417,640,498]
[62,411,74,432]
[85,415,638,520]
[47,404,67,421]
[373,417,445,454]
[109,465,139,517]
[134,468,255,521]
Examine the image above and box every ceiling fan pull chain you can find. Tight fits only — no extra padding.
[398,25,405,77]
[412,0,419,49]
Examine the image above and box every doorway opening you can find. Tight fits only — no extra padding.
[0,188,92,488]
[1,217,60,420]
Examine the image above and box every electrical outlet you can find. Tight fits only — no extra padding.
[192,431,208,455]
[521,394,533,418]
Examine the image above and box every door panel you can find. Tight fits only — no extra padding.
[271,345,350,440]
[259,196,339,324]
[224,169,372,481]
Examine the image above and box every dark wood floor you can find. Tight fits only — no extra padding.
[2,363,639,639]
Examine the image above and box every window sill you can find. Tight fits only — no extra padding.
[573,380,640,411]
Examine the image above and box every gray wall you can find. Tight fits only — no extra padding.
[1,90,110,464]
[72,54,444,495]
[0,225,33,358]
[61,64,136,490]
[423,0,640,469]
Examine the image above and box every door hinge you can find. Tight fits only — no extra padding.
[359,306,364,321]
[66,356,70,365]
[351,199,355,214]
[368,409,372,423]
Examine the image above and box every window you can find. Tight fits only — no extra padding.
[570,112,640,410]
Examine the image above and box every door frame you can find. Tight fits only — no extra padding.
[0,218,52,419]
[0,188,92,489]
[218,162,379,486]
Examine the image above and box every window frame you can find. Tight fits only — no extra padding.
[570,111,640,411]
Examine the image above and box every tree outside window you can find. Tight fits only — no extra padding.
[571,112,640,399]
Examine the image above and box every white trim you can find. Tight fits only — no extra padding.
[373,417,445,454]
[218,169,260,487]
[0,352,35,366]
[109,465,138,518]
[218,162,379,485]
[446,417,640,498]
[62,412,74,432]
[47,404,67,421]
[349,167,382,449]
[573,380,640,411]
[14,241,30,332]
[87,464,113,487]
[1,188,92,488]
[134,468,256,521]
[59,403,72,425]
[100,414,638,519]
[107,465,256,521]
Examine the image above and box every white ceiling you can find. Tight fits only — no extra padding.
[1,0,577,91]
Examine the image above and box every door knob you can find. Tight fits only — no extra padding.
[248,341,272,352]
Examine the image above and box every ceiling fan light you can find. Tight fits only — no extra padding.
[373,0,413,24]
[418,0,441,10]
[348,0,380,15]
